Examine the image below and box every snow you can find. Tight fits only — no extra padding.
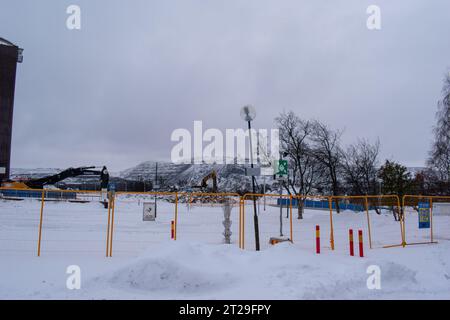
[0,196,449,299]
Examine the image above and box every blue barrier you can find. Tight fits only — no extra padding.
[0,189,77,200]
[277,198,366,212]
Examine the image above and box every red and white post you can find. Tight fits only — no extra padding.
[171,220,175,240]
[316,225,320,254]
[358,230,364,257]
[349,229,354,256]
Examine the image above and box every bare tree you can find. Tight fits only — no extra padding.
[342,138,380,195]
[428,72,450,193]
[311,121,343,212]
[276,112,323,219]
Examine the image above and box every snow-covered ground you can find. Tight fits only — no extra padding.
[0,195,449,299]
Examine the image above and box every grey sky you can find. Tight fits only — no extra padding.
[1,0,449,171]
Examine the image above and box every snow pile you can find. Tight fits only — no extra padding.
[98,243,238,295]
[66,241,450,300]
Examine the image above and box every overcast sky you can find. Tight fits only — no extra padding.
[1,0,449,172]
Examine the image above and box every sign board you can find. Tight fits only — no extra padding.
[260,167,274,176]
[245,167,261,176]
[0,167,5,174]
[143,202,156,221]
[273,160,288,176]
[418,202,430,229]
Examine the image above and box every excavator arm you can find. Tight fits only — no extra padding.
[22,166,109,189]
[200,170,218,193]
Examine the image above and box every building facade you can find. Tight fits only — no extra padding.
[0,37,22,181]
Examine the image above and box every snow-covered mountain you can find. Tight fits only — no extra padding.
[118,161,270,193]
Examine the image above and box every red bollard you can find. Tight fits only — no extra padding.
[358,230,364,257]
[171,221,175,240]
[349,229,354,256]
[316,225,320,254]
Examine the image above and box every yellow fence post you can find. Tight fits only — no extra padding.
[364,196,373,249]
[37,189,45,257]
[289,195,293,243]
[328,197,335,250]
[108,195,116,257]
[105,192,112,257]
[402,195,406,247]
[394,195,403,247]
[174,192,178,240]
[430,197,434,243]
[239,197,243,249]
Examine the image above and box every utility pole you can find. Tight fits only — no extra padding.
[241,105,260,251]
[248,120,260,251]
[286,170,289,218]
[279,177,283,237]
[263,175,266,211]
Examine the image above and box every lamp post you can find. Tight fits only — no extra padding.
[240,105,260,251]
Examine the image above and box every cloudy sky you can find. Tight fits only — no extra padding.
[1,0,449,172]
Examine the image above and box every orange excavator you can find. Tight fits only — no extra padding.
[193,170,218,193]
[201,170,218,192]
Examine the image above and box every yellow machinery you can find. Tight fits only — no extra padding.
[200,170,218,193]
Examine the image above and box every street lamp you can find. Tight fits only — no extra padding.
[240,105,260,251]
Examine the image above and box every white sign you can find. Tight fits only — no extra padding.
[143,202,156,221]
[260,167,274,176]
[0,167,5,174]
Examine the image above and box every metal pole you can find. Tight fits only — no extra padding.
[286,172,289,218]
[263,175,266,211]
[248,120,260,251]
[279,182,283,237]
[155,162,158,218]
[106,191,112,257]
[37,190,45,257]
[365,196,373,249]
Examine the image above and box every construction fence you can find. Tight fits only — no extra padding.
[402,195,450,246]
[1,188,449,256]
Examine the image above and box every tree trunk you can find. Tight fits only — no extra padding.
[297,198,304,219]
[392,206,399,221]
[334,198,340,214]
